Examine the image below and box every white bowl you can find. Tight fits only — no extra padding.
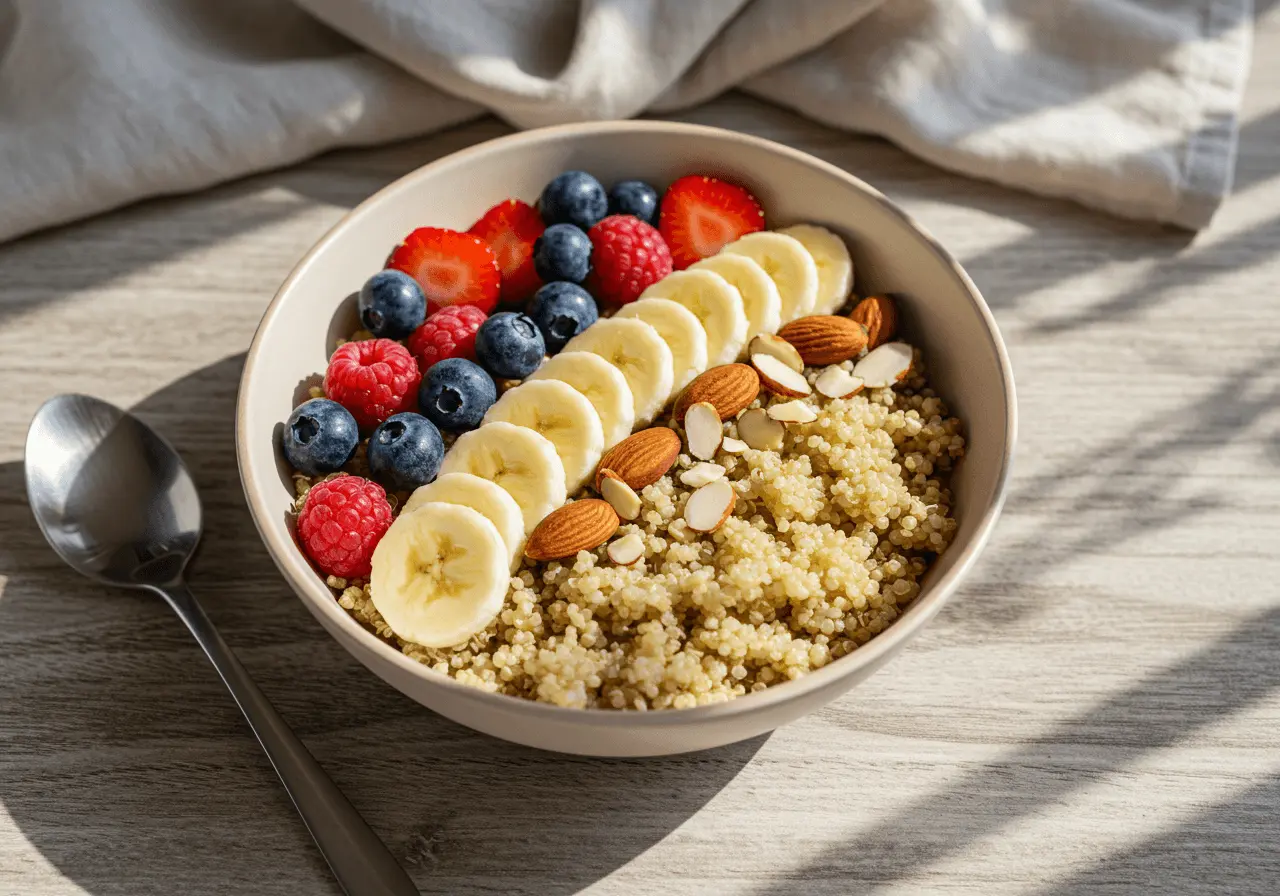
[236,121,1015,757]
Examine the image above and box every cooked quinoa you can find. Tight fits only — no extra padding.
[294,353,964,710]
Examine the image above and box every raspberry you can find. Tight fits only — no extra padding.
[407,305,487,373]
[324,338,421,430]
[296,475,392,579]
[587,215,674,305]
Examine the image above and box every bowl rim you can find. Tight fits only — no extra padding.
[236,119,1017,727]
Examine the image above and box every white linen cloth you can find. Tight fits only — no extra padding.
[0,0,1253,244]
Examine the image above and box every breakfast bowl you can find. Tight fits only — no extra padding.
[236,121,1015,756]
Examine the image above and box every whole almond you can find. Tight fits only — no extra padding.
[525,499,619,560]
[850,295,897,349]
[594,427,681,491]
[673,364,760,423]
[777,315,868,366]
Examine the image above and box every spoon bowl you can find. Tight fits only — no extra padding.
[26,394,200,586]
[24,394,417,896]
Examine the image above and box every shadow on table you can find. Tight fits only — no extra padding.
[0,353,763,896]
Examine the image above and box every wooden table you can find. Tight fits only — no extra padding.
[3,14,1279,896]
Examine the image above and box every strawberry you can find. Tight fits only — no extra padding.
[386,227,501,315]
[468,199,545,305]
[658,175,766,270]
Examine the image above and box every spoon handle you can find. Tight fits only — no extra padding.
[152,581,419,896]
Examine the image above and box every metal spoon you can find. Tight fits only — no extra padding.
[24,393,418,896]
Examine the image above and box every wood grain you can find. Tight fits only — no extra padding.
[3,14,1280,896]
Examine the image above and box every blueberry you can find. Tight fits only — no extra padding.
[474,311,546,379]
[357,270,426,339]
[539,170,607,230]
[367,412,444,490]
[533,224,592,283]
[420,358,497,432]
[607,180,660,226]
[281,398,359,476]
[527,282,598,353]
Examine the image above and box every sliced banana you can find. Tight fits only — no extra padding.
[779,224,854,315]
[369,502,508,649]
[720,231,818,323]
[614,298,709,392]
[640,269,748,366]
[482,379,604,494]
[527,351,635,449]
[562,317,674,424]
[439,421,567,534]
[403,472,525,570]
[690,253,782,340]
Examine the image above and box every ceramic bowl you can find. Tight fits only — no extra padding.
[236,121,1015,757]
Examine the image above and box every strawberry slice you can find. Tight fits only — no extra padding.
[468,199,545,305]
[659,175,766,270]
[386,227,501,315]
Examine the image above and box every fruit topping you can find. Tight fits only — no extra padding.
[367,412,445,491]
[468,198,545,304]
[281,398,359,476]
[407,304,487,373]
[297,474,393,579]
[607,179,660,226]
[474,311,546,379]
[323,338,421,431]
[527,281,599,353]
[386,227,501,315]
[587,214,673,305]
[532,223,592,284]
[418,357,497,432]
[659,175,765,269]
[358,269,427,339]
[539,170,608,231]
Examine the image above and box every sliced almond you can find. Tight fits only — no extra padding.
[606,532,645,566]
[594,427,681,491]
[683,479,736,533]
[721,437,749,454]
[679,462,726,488]
[852,341,914,387]
[599,470,642,521]
[767,400,818,424]
[525,499,619,560]
[815,366,865,399]
[736,408,784,451]
[748,333,804,374]
[751,353,811,398]
[684,401,723,461]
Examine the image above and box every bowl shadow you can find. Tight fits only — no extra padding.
[0,353,764,896]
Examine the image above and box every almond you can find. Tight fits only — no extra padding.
[736,408,784,451]
[594,427,681,491]
[777,315,868,366]
[606,533,645,566]
[752,352,811,398]
[767,400,818,424]
[850,295,897,349]
[525,499,619,560]
[721,437,749,454]
[680,462,726,488]
[683,479,736,533]
[814,366,865,399]
[599,470,642,521]
[673,364,760,423]
[748,333,804,374]
[852,341,914,387]
[684,401,723,461]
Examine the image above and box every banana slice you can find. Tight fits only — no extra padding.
[526,351,635,449]
[403,472,525,570]
[369,502,508,649]
[690,253,782,340]
[720,231,818,323]
[482,379,604,494]
[640,269,748,366]
[439,421,567,534]
[778,224,854,315]
[614,298,709,392]
[562,317,674,424]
